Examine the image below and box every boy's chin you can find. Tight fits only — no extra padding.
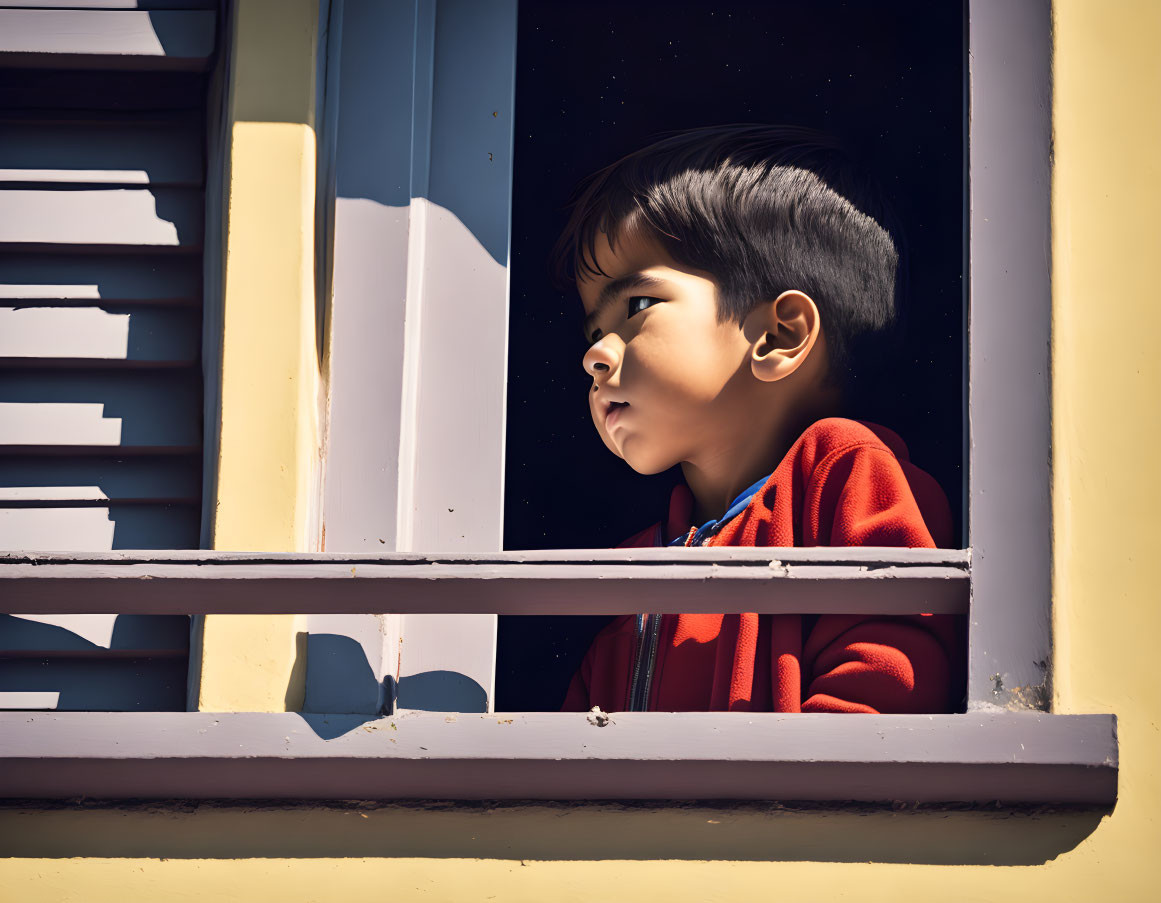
[619,449,679,476]
[603,432,679,475]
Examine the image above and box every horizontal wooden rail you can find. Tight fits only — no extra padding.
[0,549,970,616]
[0,710,1116,805]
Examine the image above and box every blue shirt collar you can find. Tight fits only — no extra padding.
[667,472,773,547]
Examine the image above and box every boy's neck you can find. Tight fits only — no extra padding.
[682,452,784,529]
[680,403,839,526]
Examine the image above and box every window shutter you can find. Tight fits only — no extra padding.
[0,2,217,711]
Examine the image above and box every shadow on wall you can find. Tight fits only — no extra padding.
[0,615,188,711]
[301,633,382,720]
[106,504,198,548]
[0,257,203,306]
[0,494,201,551]
[0,370,201,449]
[0,614,189,653]
[145,6,218,78]
[393,669,488,713]
[332,0,514,266]
[0,799,1108,866]
[299,633,488,737]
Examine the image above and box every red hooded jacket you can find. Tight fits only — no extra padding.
[562,418,959,714]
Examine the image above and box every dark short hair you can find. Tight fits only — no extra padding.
[551,124,905,387]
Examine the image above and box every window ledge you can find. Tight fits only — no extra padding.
[0,711,1116,806]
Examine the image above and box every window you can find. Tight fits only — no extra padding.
[499,0,966,711]
[303,0,1090,752]
[312,0,1048,721]
[0,0,1117,806]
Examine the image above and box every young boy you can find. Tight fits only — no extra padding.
[555,125,958,714]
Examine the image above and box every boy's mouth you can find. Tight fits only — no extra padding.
[605,400,630,428]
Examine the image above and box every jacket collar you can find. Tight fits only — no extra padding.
[668,472,773,547]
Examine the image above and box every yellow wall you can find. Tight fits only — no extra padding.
[1,1,1159,899]
[197,0,321,713]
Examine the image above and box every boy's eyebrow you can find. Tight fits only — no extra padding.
[582,272,669,338]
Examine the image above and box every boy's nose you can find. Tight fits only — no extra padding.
[582,336,622,377]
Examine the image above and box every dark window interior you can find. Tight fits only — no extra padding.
[499,0,965,712]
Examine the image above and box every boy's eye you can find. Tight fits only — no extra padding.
[627,295,664,318]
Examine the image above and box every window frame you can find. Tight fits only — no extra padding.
[0,0,1119,806]
[309,0,1054,717]
[963,0,1054,710]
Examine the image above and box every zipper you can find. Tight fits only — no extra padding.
[627,614,644,710]
[630,520,711,709]
[640,613,661,709]
[628,612,662,711]
[631,477,773,711]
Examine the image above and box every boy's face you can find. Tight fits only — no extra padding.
[579,231,759,475]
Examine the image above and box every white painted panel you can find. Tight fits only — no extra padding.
[0,188,202,247]
[0,118,202,186]
[311,199,408,712]
[0,305,200,362]
[392,0,517,714]
[313,0,515,714]
[306,0,413,714]
[0,10,214,65]
[403,203,509,551]
[397,202,504,712]
[324,198,408,550]
[0,255,201,303]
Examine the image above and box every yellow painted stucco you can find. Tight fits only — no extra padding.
[1,0,1159,899]
[197,0,321,713]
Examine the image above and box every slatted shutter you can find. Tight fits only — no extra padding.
[0,2,217,711]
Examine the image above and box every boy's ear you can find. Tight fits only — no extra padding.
[747,290,823,383]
